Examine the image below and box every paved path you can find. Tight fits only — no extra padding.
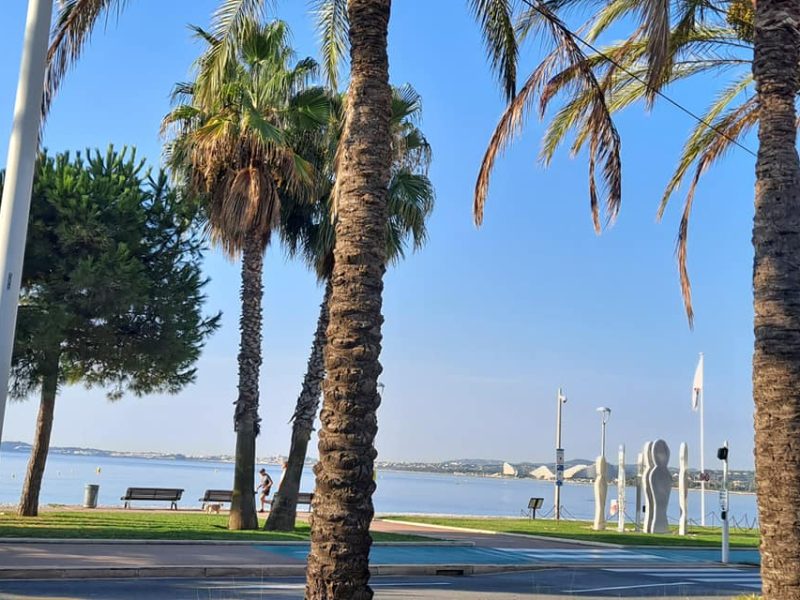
[0,568,760,598]
[0,517,759,594]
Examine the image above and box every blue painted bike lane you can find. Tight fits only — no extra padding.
[256,544,759,567]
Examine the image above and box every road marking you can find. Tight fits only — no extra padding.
[604,567,761,591]
[572,582,694,593]
[204,582,452,591]
[372,582,452,587]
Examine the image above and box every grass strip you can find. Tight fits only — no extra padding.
[0,510,427,542]
[386,515,760,548]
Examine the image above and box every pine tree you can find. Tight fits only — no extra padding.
[2,147,220,516]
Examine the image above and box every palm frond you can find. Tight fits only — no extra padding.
[640,0,671,104]
[194,0,272,106]
[313,0,349,91]
[476,2,621,230]
[586,0,640,41]
[471,0,519,101]
[44,0,130,120]
[672,95,757,326]
[659,72,753,218]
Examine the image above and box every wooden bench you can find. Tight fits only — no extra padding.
[199,489,233,509]
[121,487,183,510]
[267,492,314,511]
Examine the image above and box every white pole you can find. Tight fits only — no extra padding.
[617,444,625,533]
[0,0,53,450]
[721,440,729,564]
[555,388,563,521]
[700,354,706,527]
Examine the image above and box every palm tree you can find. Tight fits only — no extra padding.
[469,1,800,596]
[265,85,434,532]
[301,0,393,593]
[163,17,328,530]
[751,0,800,595]
[300,1,520,595]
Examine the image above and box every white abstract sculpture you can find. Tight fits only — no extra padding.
[641,441,655,533]
[679,442,689,536]
[647,439,672,534]
[593,455,608,531]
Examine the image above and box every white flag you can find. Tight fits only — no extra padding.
[692,354,704,411]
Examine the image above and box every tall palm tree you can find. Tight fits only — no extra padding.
[265,85,434,532]
[301,1,519,595]
[469,1,800,596]
[751,0,800,596]
[163,17,328,530]
[302,0,393,594]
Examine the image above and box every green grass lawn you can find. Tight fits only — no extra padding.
[0,510,428,542]
[386,515,760,548]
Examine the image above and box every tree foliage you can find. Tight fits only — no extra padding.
[6,147,220,400]
[471,0,758,323]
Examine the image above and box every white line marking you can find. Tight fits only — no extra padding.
[607,568,752,573]
[572,582,694,593]
[372,583,452,587]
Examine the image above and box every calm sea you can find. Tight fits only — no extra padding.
[0,450,758,526]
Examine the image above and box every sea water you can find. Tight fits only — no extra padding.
[0,450,758,525]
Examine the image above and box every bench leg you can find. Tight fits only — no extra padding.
[171,502,177,510]
[124,501,129,509]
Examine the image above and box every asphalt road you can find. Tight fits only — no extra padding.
[0,567,760,599]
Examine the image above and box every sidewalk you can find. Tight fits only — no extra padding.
[0,518,755,581]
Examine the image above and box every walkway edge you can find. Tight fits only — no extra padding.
[0,562,752,581]
[378,519,625,549]
[0,537,472,547]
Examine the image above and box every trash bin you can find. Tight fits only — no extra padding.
[83,484,99,508]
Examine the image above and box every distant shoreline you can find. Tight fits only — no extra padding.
[1,442,755,495]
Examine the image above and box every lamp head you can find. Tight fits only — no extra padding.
[596,406,611,423]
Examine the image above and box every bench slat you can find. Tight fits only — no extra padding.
[121,487,183,510]
[199,490,233,503]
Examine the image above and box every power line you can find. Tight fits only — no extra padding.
[519,0,757,158]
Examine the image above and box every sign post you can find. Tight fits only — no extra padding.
[617,445,625,532]
[718,441,730,564]
[554,389,567,520]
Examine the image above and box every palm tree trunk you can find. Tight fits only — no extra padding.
[266,280,332,532]
[18,351,60,517]
[305,1,392,598]
[229,231,265,531]
[752,3,800,598]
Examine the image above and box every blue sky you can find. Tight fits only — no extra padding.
[0,1,755,469]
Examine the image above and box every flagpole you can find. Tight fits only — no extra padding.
[700,352,705,527]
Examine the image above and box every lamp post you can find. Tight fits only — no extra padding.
[0,0,53,452]
[596,407,612,459]
[554,388,567,521]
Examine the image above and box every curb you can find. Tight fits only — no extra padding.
[0,561,756,581]
[0,563,543,581]
[0,538,473,547]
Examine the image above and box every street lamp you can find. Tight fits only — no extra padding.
[0,0,54,452]
[596,407,611,459]
[554,388,568,521]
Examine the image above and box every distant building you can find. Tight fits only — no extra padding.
[530,465,554,480]
[502,462,518,477]
[563,463,593,479]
